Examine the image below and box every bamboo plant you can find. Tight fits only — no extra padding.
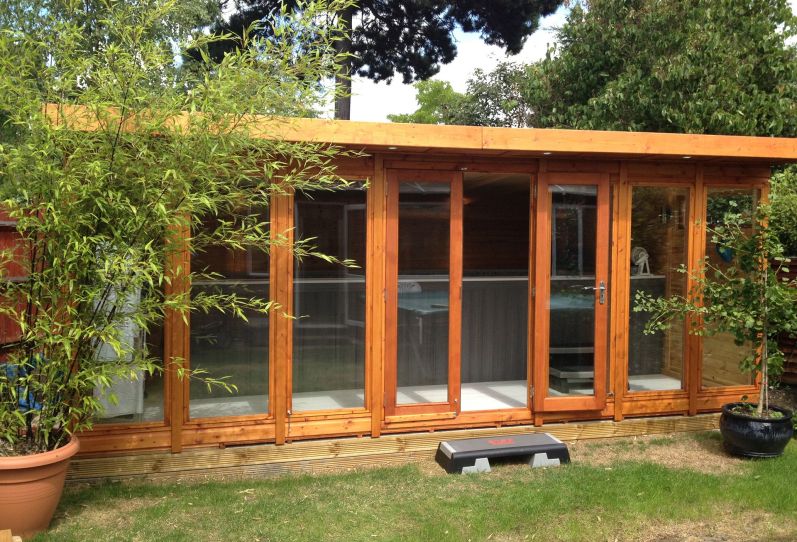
[0,0,356,455]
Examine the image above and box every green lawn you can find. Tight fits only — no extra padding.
[36,432,797,542]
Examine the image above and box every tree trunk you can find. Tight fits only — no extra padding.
[333,7,353,120]
[756,263,768,417]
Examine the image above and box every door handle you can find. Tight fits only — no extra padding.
[583,281,607,304]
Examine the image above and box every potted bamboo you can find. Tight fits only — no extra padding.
[0,0,353,536]
[635,205,796,457]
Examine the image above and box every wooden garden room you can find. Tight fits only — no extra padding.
[76,118,797,456]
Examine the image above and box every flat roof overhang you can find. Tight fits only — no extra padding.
[44,104,797,164]
[275,118,797,164]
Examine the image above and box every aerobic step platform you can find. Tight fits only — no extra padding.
[435,433,570,474]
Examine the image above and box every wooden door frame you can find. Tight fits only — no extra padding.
[533,171,611,413]
[384,169,463,417]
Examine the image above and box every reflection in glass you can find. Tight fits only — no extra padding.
[396,182,450,405]
[189,210,269,418]
[548,185,597,396]
[628,186,689,392]
[292,184,366,411]
[702,188,758,387]
[461,173,529,411]
[96,317,165,424]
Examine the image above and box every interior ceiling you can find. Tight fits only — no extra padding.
[463,172,531,190]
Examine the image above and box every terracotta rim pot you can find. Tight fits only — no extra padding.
[0,436,80,539]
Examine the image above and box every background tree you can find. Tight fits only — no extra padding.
[770,168,797,256]
[207,0,563,119]
[386,80,464,125]
[396,0,797,135]
[531,0,797,134]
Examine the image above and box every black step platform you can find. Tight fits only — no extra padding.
[435,433,570,474]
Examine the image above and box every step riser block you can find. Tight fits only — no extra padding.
[436,433,570,474]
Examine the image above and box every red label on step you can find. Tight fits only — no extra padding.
[488,438,514,446]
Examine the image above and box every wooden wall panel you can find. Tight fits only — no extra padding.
[627,161,696,181]
[0,211,23,351]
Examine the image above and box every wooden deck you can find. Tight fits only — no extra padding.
[67,413,720,484]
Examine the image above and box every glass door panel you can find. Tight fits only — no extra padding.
[701,187,759,388]
[461,173,531,411]
[386,170,462,415]
[292,183,367,412]
[536,174,610,412]
[628,186,690,392]
[396,182,451,404]
[549,185,598,397]
[189,209,270,419]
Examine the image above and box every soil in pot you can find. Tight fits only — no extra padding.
[0,437,80,538]
[720,402,793,458]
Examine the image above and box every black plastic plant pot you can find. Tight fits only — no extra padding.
[719,402,794,458]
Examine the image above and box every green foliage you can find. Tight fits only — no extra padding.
[770,165,797,256]
[386,81,465,125]
[0,0,355,453]
[401,0,797,135]
[391,62,546,127]
[456,62,543,128]
[634,206,797,416]
[536,0,797,135]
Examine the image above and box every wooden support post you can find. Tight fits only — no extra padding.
[165,221,189,453]
[527,171,537,423]
[612,164,631,421]
[687,165,706,416]
[532,160,547,426]
[271,192,293,445]
[367,155,387,437]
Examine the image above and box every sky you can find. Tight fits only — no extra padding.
[347,1,797,123]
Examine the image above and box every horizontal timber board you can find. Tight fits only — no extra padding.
[67,414,720,483]
[44,104,797,162]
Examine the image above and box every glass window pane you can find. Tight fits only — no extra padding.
[396,182,450,405]
[189,210,269,418]
[292,184,366,411]
[628,186,689,392]
[95,318,165,424]
[702,188,758,387]
[549,185,597,396]
[461,173,529,411]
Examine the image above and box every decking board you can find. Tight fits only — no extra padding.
[68,413,720,483]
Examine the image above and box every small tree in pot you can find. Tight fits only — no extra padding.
[635,204,797,457]
[0,0,355,536]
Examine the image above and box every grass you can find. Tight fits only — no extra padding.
[35,432,797,542]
